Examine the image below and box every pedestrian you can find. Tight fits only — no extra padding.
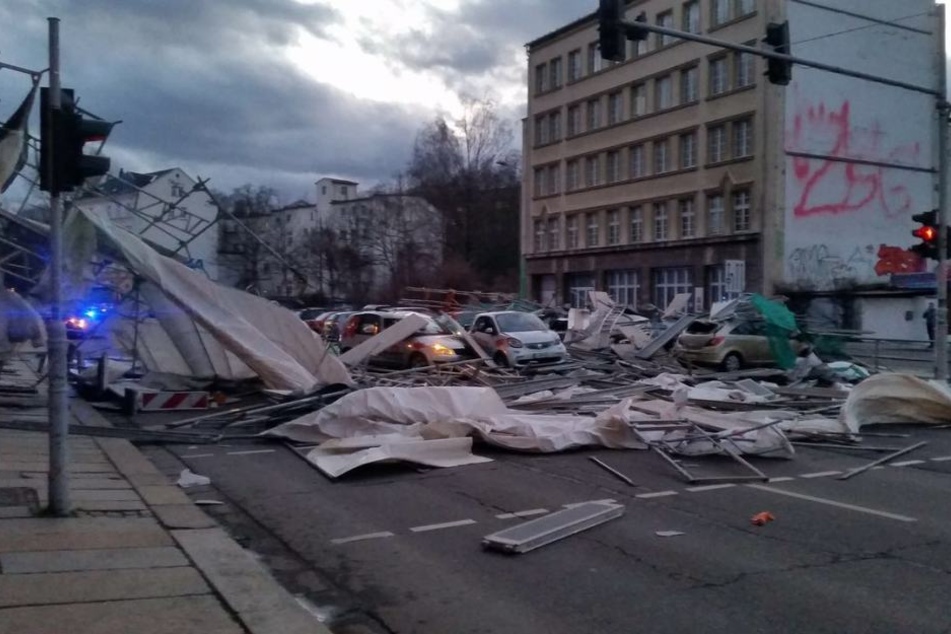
[924,302,936,348]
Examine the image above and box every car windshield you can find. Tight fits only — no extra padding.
[383,314,447,335]
[495,312,548,333]
[300,309,324,320]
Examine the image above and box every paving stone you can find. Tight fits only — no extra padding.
[0,595,244,634]
[70,489,141,502]
[0,518,170,553]
[0,507,33,519]
[73,500,148,512]
[0,546,189,574]
[126,473,171,487]
[94,438,164,477]
[136,485,191,506]
[0,566,209,607]
[68,478,131,490]
[150,504,217,529]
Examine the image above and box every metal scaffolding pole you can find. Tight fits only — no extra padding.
[935,5,948,381]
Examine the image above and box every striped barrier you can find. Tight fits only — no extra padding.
[138,391,210,411]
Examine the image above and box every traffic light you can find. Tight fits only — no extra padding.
[764,21,792,86]
[598,0,626,62]
[911,209,939,260]
[38,87,111,193]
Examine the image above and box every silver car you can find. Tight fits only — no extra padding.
[339,310,474,368]
[470,311,568,367]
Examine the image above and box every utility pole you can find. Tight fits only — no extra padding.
[45,17,70,515]
[935,5,948,381]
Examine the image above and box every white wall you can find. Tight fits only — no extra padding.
[781,0,940,290]
[857,296,932,342]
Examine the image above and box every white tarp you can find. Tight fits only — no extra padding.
[304,437,493,478]
[0,287,45,362]
[72,209,352,393]
[841,373,951,433]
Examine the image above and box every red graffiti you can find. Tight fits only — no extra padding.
[790,101,922,219]
[874,244,925,277]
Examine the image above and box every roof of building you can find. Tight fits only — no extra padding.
[277,199,313,212]
[317,177,359,186]
[525,8,598,49]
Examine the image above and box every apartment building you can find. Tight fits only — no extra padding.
[523,0,942,340]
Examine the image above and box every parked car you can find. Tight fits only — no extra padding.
[297,308,331,334]
[674,319,801,371]
[339,310,474,368]
[469,311,568,367]
[323,311,355,342]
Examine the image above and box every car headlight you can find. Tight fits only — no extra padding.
[431,343,457,356]
[506,337,523,348]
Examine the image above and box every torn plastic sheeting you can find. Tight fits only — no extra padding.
[177,468,211,488]
[268,386,646,453]
[72,209,353,393]
[303,437,493,478]
[841,373,951,434]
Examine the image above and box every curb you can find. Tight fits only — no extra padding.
[68,398,333,634]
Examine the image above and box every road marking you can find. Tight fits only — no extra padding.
[410,519,477,533]
[496,509,549,520]
[747,484,917,523]
[331,531,394,545]
[931,456,951,462]
[563,498,617,509]
[179,453,215,459]
[890,460,926,467]
[686,484,736,492]
[636,491,678,499]
[768,476,796,483]
[226,449,276,456]
[799,470,842,479]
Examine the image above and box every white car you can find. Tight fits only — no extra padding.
[470,311,568,367]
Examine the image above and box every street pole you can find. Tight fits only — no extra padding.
[46,16,70,515]
[936,5,948,382]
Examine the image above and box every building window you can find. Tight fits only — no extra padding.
[712,0,730,26]
[736,51,754,87]
[655,75,673,110]
[680,132,697,169]
[737,0,755,16]
[586,212,600,247]
[533,167,546,197]
[548,164,561,195]
[606,270,639,307]
[586,98,602,131]
[653,267,693,311]
[547,216,560,250]
[606,150,621,183]
[734,117,753,157]
[631,36,650,58]
[567,105,581,137]
[567,272,596,308]
[680,198,696,237]
[653,201,669,240]
[567,49,582,82]
[608,91,624,125]
[533,219,544,252]
[585,155,600,187]
[548,111,562,142]
[631,83,648,117]
[587,42,602,75]
[607,209,621,245]
[707,264,728,305]
[654,138,669,174]
[657,11,675,47]
[567,215,580,248]
[708,125,727,163]
[630,206,644,243]
[534,115,547,146]
[566,160,579,191]
[710,57,729,95]
[629,144,646,178]
[683,0,701,33]
[534,62,547,94]
[549,57,563,89]
[733,189,751,231]
[680,66,699,104]
[708,194,725,235]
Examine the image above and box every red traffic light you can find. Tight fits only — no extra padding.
[913,225,937,242]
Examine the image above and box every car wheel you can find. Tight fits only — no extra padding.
[493,352,510,368]
[409,353,429,368]
[721,352,743,372]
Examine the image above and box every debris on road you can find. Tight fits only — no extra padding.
[177,468,211,488]
[655,530,685,538]
[750,511,775,526]
[588,456,637,487]
[482,501,625,554]
[836,441,929,480]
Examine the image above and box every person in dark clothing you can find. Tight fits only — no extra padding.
[924,302,936,348]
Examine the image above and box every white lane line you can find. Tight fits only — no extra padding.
[636,491,678,499]
[931,456,951,462]
[226,449,276,456]
[747,484,917,523]
[563,498,617,509]
[890,460,926,467]
[768,476,796,483]
[179,453,215,459]
[410,519,477,533]
[686,484,736,492]
[331,531,395,545]
[496,509,549,520]
[799,470,842,479]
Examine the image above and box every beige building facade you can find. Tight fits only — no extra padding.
[523,0,782,311]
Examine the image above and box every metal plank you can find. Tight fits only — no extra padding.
[482,502,624,554]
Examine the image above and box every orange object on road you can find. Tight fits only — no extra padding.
[751,511,775,526]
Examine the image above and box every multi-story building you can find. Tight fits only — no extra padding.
[523,0,941,340]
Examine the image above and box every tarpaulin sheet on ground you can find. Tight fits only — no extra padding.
[0,287,45,362]
[841,373,951,433]
[66,209,352,393]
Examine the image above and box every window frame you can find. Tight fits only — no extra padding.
[653,201,669,241]
[680,197,696,238]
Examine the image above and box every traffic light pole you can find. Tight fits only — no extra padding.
[46,17,71,515]
[935,6,948,382]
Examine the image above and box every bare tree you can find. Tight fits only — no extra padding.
[216,185,283,292]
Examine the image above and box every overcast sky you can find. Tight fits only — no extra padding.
[0,0,589,203]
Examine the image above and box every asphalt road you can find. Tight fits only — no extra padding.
[132,418,951,634]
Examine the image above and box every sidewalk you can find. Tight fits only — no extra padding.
[0,356,331,634]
